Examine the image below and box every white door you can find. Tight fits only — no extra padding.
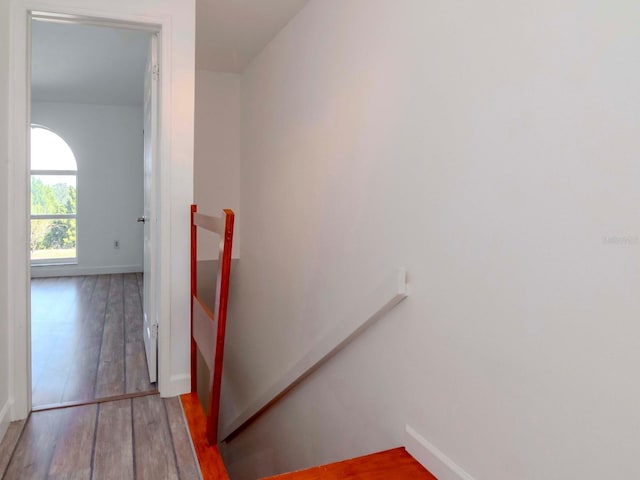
[142,33,158,383]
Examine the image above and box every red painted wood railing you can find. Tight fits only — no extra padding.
[190,204,235,444]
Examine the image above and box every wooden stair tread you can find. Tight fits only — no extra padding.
[180,393,229,480]
[260,447,438,480]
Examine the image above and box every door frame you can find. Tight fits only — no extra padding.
[8,4,174,419]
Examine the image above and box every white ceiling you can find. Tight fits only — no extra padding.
[31,21,149,105]
[196,0,309,72]
[31,1,308,104]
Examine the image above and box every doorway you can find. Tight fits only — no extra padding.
[29,18,159,409]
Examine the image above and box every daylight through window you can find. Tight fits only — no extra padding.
[30,126,78,264]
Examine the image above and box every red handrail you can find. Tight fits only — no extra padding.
[190,204,235,444]
[190,204,198,394]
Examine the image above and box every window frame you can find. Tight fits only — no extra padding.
[30,126,78,266]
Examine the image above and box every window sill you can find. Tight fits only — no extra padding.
[31,260,78,267]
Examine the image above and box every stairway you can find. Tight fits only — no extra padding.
[185,207,437,479]
[260,447,437,480]
[181,394,437,480]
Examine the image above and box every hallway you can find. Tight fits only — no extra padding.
[31,274,155,408]
[0,395,199,479]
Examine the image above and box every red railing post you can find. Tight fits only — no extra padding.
[205,209,235,445]
[190,204,198,394]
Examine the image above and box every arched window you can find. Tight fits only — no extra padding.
[30,126,78,264]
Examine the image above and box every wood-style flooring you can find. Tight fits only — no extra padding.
[260,448,437,480]
[0,395,200,480]
[31,274,155,408]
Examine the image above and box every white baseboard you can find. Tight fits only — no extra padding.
[31,264,143,278]
[161,373,191,398]
[405,425,476,480]
[0,399,11,445]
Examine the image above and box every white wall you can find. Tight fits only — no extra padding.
[222,1,640,479]
[194,70,241,259]
[0,0,11,442]
[7,0,195,418]
[31,102,144,277]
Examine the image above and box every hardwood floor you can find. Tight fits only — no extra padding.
[31,274,156,408]
[0,421,25,476]
[0,395,200,480]
[260,448,437,480]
